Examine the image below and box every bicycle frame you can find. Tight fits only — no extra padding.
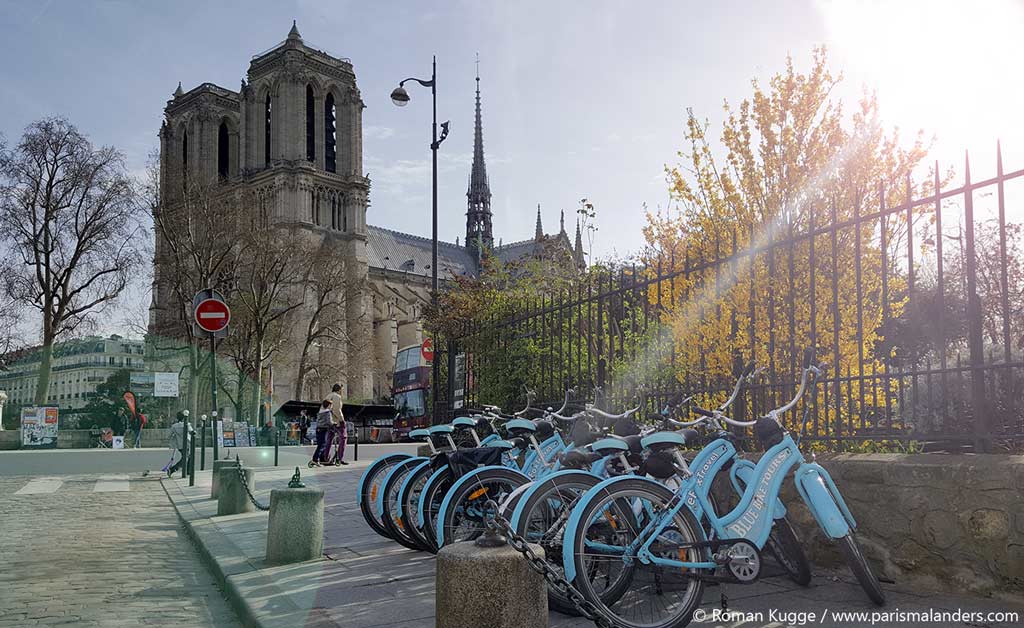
[563,431,855,580]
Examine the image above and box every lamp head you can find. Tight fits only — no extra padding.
[390,85,410,107]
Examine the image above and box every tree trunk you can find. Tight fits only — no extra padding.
[188,342,199,418]
[253,337,264,427]
[33,338,54,406]
[294,347,309,401]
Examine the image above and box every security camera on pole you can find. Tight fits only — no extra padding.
[193,289,230,462]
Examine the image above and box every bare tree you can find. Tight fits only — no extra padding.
[0,118,144,404]
[232,227,306,420]
[145,153,244,416]
[293,241,354,399]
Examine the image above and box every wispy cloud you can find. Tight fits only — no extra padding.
[364,125,395,140]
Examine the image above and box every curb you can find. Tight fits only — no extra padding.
[162,477,310,628]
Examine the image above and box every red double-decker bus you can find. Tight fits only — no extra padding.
[392,344,430,439]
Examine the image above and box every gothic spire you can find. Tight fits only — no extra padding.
[535,204,544,241]
[288,20,302,41]
[559,210,566,236]
[466,54,493,257]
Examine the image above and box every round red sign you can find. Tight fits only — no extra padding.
[194,298,231,333]
[421,338,434,362]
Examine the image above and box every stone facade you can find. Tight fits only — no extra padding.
[150,23,578,407]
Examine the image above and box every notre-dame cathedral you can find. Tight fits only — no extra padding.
[149,23,583,405]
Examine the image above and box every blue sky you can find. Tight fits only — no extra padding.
[2,0,1023,327]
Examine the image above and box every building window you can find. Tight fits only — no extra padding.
[264,93,272,167]
[306,85,315,162]
[218,121,230,180]
[325,93,336,173]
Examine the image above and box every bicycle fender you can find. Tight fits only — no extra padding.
[794,463,854,540]
[375,456,428,515]
[508,469,598,530]
[417,465,450,528]
[436,465,530,546]
[562,475,666,583]
[731,458,787,520]
[357,453,412,506]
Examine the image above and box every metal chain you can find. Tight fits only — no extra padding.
[482,500,620,628]
[235,462,270,511]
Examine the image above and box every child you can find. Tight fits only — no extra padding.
[308,399,333,468]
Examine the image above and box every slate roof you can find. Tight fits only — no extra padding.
[492,238,545,265]
[367,225,480,279]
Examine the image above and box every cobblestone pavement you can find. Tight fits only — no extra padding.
[0,473,238,628]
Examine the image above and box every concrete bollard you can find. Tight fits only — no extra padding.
[210,458,239,500]
[436,541,548,628]
[217,466,255,516]
[265,487,325,565]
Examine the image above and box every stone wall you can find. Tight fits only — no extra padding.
[769,453,1024,599]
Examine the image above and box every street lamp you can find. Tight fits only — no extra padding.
[392,56,450,423]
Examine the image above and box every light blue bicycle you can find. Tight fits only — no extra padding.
[561,354,885,628]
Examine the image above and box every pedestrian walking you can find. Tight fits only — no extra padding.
[130,412,146,448]
[165,410,192,476]
[298,409,312,445]
[325,383,348,466]
[308,399,332,468]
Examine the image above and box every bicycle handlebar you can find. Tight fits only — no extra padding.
[586,405,640,420]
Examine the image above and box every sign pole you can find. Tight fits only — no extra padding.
[211,334,218,462]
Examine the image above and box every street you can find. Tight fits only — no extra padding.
[0,443,419,477]
[0,472,238,627]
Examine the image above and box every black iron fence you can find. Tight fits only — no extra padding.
[436,148,1024,453]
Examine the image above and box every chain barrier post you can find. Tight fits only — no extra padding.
[274,425,279,467]
[188,424,196,486]
[235,458,270,512]
[484,502,618,628]
[200,415,207,471]
[180,421,189,480]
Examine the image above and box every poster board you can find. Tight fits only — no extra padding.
[153,372,180,397]
[20,407,59,449]
[219,420,237,447]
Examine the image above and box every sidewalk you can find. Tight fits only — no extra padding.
[163,463,1024,628]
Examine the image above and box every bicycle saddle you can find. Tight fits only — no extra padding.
[560,448,602,470]
[533,420,555,439]
[608,434,644,454]
[428,424,454,434]
[591,437,629,455]
[451,417,476,430]
[505,418,536,434]
[490,439,516,450]
[640,429,699,452]
[408,428,431,440]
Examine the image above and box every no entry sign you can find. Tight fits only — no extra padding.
[421,338,434,363]
[194,298,231,334]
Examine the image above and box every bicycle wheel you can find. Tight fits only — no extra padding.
[398,461,435,551]
[838,533,886,606]
[512,471,602,616]
[357,453,412,539]
[569,478,706,628]
[438,468,528,547]
[381,458,429,550]
[418,467,454,554]
[764,517,811,586]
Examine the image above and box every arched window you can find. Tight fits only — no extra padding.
[325,93,337,173]
[181,129,188,191]
[306,85,315,162]
[217,121,229,180]
[264,94,272,167]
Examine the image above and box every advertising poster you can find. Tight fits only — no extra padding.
[21,407,59,449]
[221,420,236,447]
[153,372,179,397]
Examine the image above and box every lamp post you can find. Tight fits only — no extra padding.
[0,390,7,430]
[391,56,450,422]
